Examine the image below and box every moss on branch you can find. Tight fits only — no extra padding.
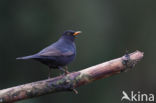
[0,50,144,103]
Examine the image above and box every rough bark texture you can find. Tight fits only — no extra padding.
[0,50,144,103]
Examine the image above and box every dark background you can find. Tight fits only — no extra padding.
[0,0,156,103]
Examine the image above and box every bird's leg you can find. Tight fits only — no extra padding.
[48,67,52,79]
[58,66,69,75]
[64,66,70,75]
[58,66,66,75]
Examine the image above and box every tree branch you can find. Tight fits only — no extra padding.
[0,50,144,103]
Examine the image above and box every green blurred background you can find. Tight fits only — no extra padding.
[0,0,156,103]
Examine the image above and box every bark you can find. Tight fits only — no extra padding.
[0,50,144,103]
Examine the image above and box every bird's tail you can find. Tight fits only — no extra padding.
[16,55,37,60]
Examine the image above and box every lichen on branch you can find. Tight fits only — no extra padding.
[0,50,144,103]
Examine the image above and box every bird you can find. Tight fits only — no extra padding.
[16,30,81,78]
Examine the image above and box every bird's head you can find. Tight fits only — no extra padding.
[61,30,81,41]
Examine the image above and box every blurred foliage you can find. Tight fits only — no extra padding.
[0,0,156,103]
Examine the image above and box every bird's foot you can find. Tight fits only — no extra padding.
[64,66,70,75]
[64,70,70,75]
[48,76,51,79]
[58,66,70,76]
[62,72,69,76]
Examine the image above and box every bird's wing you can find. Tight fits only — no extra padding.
[39,48,74,57]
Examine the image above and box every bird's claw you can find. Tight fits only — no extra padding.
[48,76,51,79]
[62,71,70,76]
[65,70,70,75]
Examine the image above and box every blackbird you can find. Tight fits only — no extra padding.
[16,30,81,78]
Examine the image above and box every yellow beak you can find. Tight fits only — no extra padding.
[73,31,82,36]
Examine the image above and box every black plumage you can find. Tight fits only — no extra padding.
[17,30,81,78]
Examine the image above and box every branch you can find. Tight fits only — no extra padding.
[0,50,144,103]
